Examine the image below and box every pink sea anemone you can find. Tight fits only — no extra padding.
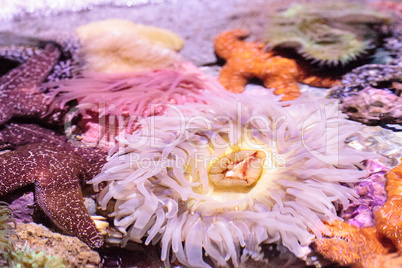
[90,90,376,267]
[50,62,224,148]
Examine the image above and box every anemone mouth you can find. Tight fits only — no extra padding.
[91,90,375,267]
[208,149,267,187]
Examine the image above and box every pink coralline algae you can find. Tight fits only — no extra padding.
[341,87,402,125]
[341,159,389,228]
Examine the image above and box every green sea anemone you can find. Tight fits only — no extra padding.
[9,243,65,268]
[0,202,65,267]
[264,2,392,66]
[0,202,14,266]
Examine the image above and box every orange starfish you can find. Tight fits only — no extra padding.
[214,29,340,101]
[314,221,396,267]
[375,162,402,251]
[315,162,402,267]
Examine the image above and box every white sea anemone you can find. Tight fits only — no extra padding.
[91,90,374,267]
[76,19,185,73]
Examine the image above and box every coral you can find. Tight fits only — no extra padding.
[91,90,373,267]
[0,203,97,268]
[345,126,402,167]
[264,2,392,66]
[214,29,339,100]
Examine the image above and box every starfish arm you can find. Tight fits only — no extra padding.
[375,164,402,251]
[73,146,108,182]
[0,91,53,125]
[35,181,103,248]
[0,142,104,248]
[32,143,104,248]
[214,28,249,60]
[0,44,65,126]
[295,62,341,88]
[314,221,387,266]
[0,94,12,125]
[0,123,66,150]
[218,64,248,93]
[0,44,60,91]
[263,77,301,101]
[299,74,341,88]
[0,151,36,194]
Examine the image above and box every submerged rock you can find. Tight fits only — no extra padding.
[13,222,101,267]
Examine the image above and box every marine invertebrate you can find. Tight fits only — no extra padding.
[0,45,41,63]
[0,123,107,248]
[50,62,223,148]
[91,90,372,267]
[214,29,339,100]
[10,243,65,268]
[375,161,402,251]
[0,32,81,83]
[314,221,402,267]
[0,202,14,266]
[0,43,66,126]
[315,161,402,267]
[264,2,392,66]
[76,19,184,73]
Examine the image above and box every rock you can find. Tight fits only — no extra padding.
[8,192,35,223]
[13,222,100,268]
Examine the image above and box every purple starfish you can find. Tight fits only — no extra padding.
[0,123,107,248]
[0,43,66,125]
[0,42,106,248]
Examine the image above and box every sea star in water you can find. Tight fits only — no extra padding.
[314,162,402,267]
[0,123,107,248]
[0,40,106,248]
[214,29,340,101]
[0,43,66,125]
